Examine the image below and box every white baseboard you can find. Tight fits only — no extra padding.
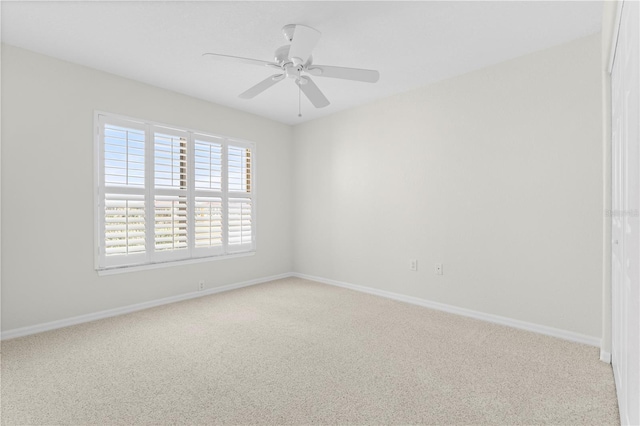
[0,273,291,340]
[1,271,605,354]
[292,272,602,348]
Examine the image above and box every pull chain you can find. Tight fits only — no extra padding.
[298,83,302,118]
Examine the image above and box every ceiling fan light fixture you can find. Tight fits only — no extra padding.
[274,45,290,63]
[281,24,296,42]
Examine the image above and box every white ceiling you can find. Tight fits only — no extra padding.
[1,1,602,126]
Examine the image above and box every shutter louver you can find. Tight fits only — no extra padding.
[104,194,146,256]
[228,146,251,193]
[104,124,145,187]
[195,140,223,191]
[154,195,188,252]
[228,198,253,247]
[195,197,223,248]
[155,133,187,189]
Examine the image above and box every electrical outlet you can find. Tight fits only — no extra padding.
[435,263,443,275]
[409,259,417,271]
[198,280,205,291]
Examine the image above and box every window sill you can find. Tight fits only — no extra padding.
[96,251,255,276]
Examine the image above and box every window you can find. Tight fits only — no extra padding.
[95,113,255,271]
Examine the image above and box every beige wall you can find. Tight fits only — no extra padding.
[292,34,603,338]
[1,44,293,331]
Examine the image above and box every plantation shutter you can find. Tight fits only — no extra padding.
[227,144,254,252]
[152,127,190,262]
[96,113,256,271]
[193,134,225,256]
[98,116,148,268]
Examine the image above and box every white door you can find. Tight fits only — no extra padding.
[611,1,640,425]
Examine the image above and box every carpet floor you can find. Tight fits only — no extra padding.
[1,277,619,425]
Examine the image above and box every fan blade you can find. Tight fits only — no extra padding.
[203,53,279,69]
[239,74,284,99]
[307,65,379,83]
[296,76,330,108]
[288,25,321,65]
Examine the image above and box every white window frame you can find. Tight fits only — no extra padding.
[94,111,256,274]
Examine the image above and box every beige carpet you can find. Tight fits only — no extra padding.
[1,277,619,425]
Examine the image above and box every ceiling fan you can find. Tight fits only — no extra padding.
[203,24,380,111]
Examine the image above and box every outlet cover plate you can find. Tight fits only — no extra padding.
[409,259,417,271]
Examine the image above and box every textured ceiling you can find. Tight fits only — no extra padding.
[1,1,603,125]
